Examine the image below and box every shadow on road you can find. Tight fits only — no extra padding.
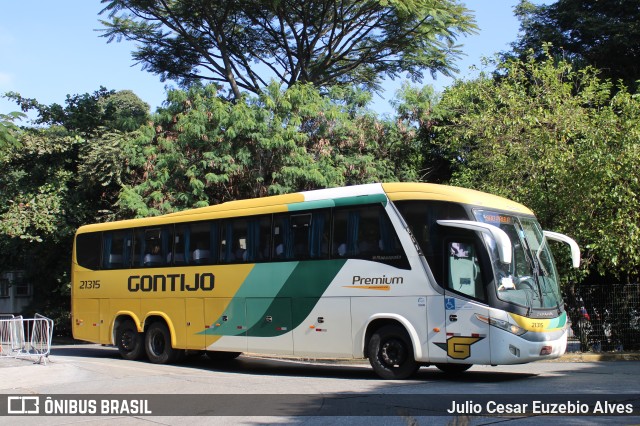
[49,343,537,382]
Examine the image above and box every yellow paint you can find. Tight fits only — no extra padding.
[77,195,302,234]
[509,313,564,332]
[382,182,534,215]
[447,336,483,360]
[72,264,254,348]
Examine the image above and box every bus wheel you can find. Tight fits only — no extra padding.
[145,322,180,364]
[368,325,419,379]
[116,319,145,360]
[435,363,472,374]
[206,351,241,361]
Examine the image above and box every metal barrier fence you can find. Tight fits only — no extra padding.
[0,314,54,364]
[566,283,640,353]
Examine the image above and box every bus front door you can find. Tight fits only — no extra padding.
[440,239,492,365]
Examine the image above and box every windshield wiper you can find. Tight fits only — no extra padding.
[515,222,544,303]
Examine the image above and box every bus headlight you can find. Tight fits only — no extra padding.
[475,314,527,336]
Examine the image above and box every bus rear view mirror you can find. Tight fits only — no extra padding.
[543,231,581,268]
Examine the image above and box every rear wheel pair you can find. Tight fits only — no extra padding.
[116,320,180,363]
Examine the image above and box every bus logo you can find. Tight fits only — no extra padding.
[435,335,485,360]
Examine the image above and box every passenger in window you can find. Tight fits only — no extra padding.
[144,243,162,266]
[234,240,246,262]
[192,242,210,264]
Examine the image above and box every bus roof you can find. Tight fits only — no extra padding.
[76,182,533,233]
[382,182,533,215]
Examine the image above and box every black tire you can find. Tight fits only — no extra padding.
[145,322,181,364]
[116,319,145,360]
[368,325,419,379]
[206,351,242,361]
[435,363,472,374]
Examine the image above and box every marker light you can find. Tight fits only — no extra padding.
[475,314,527,336]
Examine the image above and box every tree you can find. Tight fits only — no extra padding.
[391,82,450,182]
[434,52,640,285]
[99,0,477,99]
[116,82,413,216]
[5,87,150,135]
[0,111,26,149]
[511,0,640,90]
[0,88,150,329]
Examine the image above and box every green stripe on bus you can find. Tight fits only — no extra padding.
[200,262,298,337]
[552,312,567,329]
[287,199,335,211]
[286,194,387,212]
[245,259,347,337]
[200,259,347,337]
[333,194,387,207]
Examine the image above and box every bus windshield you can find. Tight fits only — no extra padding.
[475,210,562,310]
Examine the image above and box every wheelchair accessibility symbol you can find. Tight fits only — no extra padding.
[445,297,456,310]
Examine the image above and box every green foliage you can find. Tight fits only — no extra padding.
[391,82,451,182]
[5,87,149,134]
[100,0,477,98]
[435,53,640,283]
[0,111,26,149]
[0,128,78,243]
[117,83,415,216]
[511,0,640,91]
[0,88,151,325]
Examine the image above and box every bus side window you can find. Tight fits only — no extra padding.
[245,216,271,262]
[332,204,407,267]
[190,222,217,265]
[220,219,248,263]
[102,230,132,269]
[272,210,329,261]
[173,224,189,265]
[76,232,101,270]
[446,240,485,300]
[272,215,290,260]
[309,211,329,259]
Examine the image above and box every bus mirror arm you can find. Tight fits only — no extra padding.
[437,220,512,264]
[543,231,581,268]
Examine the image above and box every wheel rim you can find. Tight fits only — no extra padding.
[149,331,165,356]
[120,330,136,352]
[380,338,406,368]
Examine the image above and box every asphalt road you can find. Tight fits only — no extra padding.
[1,344,640,425]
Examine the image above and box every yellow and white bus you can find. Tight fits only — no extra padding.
[72,183,580,379]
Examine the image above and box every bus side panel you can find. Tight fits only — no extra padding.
[350,296,428,361]
[72,298,101,343]
[247,297,293,355]
[205,297,247,352]
[292,297,352,358]
[186,298,205,350]
[425,294,448,363]
[99,299,111,344]
[140,298,186,349]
